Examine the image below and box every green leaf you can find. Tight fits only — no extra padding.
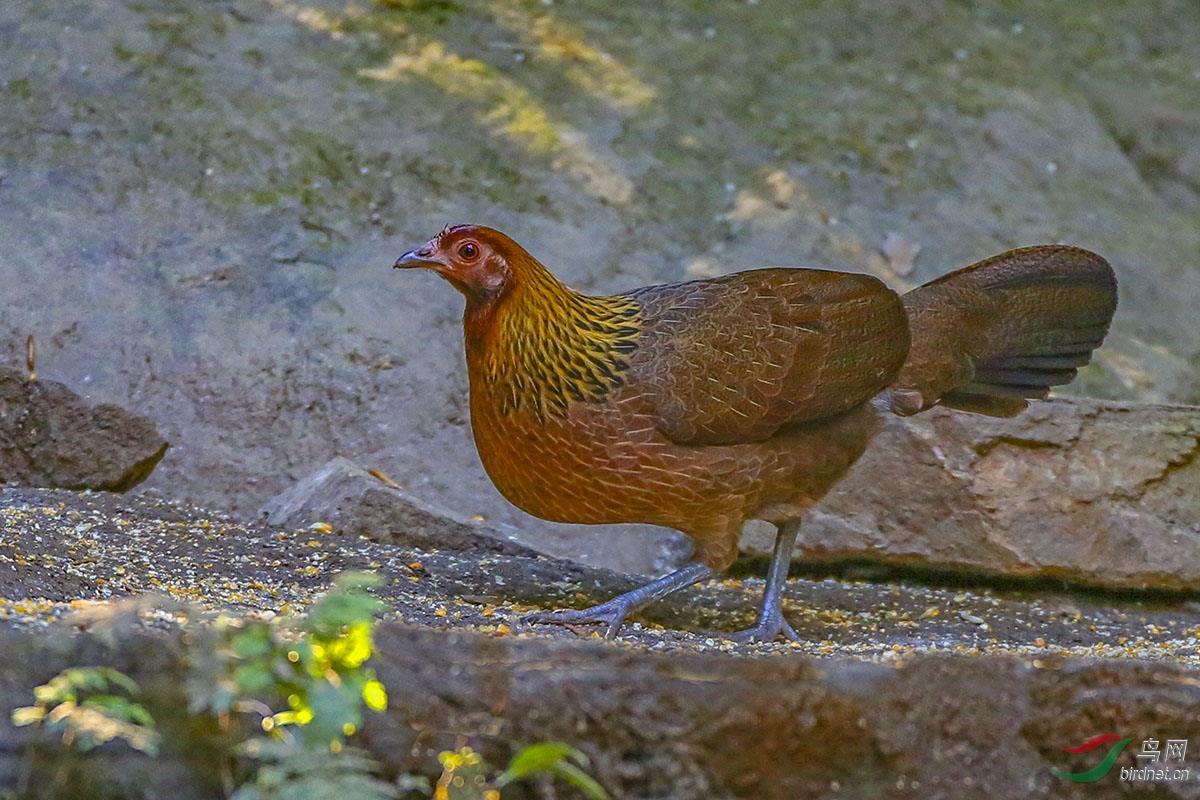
[84,695,156,728]
[553,761,611,800]
[497,743,609,799]
[17,667,158,755]
[234,739,399,800]
[231,625,276,659]
[497,742,588,784]
[234,663,277,696]
[96,668,140,697]
[125,703,157,728]
[284,639,314,670]
[33,683,63,705]
[301,683,360,745]
[303,573,386,638]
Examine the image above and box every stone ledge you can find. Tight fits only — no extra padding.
[740,399,1200,591]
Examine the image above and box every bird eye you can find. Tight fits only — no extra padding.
[458,241,480,261]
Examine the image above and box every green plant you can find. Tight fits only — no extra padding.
[497,742,608,799]
[10,574,609,800]
[188,572,396,798]
[231,739,401,800]
[434,743,609,800]
[11,666,159,756]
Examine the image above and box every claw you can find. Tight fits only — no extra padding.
[724,612,800,644]
[522,518,808,645]
[721,518,804,643]
[523,562,715,639]
[523,597,633,639]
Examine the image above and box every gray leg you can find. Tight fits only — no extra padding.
[524,562,714,639]
[727,519,801,643]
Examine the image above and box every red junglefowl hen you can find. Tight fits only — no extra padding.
[395,225,1117,642]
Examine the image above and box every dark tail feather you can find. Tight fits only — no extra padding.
[890,245,1117,418]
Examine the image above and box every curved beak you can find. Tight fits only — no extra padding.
[394,247,442,270]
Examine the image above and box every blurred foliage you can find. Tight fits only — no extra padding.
[230,739,399,800]
[435,743,609,800]
[11,574,607,798]
[11,666,159,756]
[187,572,395,797]
[496,742,608,799]
[434,747,494,800]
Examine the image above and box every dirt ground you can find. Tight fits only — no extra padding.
[3,488,1200,666]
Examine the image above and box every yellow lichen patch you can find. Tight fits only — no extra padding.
[486,1,654,111]
[362,41,556,150]
[360,41,632,203]
[267,0,361,39]
[279,0,409,36]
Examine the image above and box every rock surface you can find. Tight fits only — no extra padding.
[0,368,167,492]
[369,631,1200,800]
[6,621,1200,800]
[765,399,1200,590]
[259,455,542,557]
[0,1,1197,576]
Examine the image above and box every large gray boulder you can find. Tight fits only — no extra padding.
[770,399,1200,590]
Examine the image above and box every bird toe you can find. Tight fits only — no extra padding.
[522,598,632,639]
[723,614,800,644]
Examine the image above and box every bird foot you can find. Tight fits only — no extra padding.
[523,597,633,640]
[723,613,800,644]
[523,563,715,640]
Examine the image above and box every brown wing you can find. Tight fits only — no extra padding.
[626,268,909,445]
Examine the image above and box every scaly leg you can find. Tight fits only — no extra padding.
[726,519,801,643]
[523,562,713,639]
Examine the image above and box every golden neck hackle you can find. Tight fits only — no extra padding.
[464,251,639,419]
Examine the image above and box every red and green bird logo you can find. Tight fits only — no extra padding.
[1048,734,1135,782]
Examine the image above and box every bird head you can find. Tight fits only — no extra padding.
[395,224,639,414]
[394,224,520,307]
